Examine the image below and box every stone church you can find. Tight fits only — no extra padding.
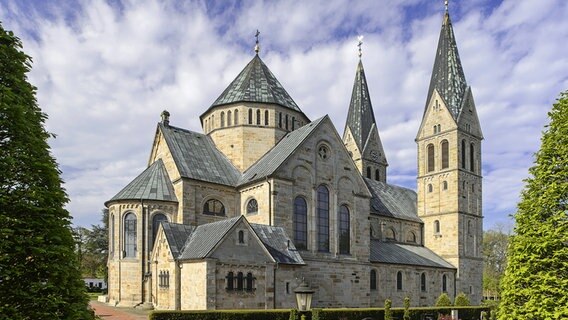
[105,7,483,310]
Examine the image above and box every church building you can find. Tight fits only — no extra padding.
[105,6,483,310]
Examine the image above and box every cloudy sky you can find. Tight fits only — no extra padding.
[2,0,567,230]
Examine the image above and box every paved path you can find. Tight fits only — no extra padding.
[90,301,150,320]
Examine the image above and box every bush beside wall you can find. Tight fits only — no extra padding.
[149,309,292,320]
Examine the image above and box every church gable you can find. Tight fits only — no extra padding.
[208,219,274,264]
[149,124,181,182]
[456,87,483,139]
[416,89,458,141]
[361,124,388,166]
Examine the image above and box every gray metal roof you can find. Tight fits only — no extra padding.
[344,60,378,151]
[178,216,240,260]
[239,116,327,186]
[425,11,468,119]
[251,223,305,265]
[107,158,177,204]
[161,222,196,259]
[206,54,302,114]
[370,240,455,269]
[365,178,421,222]
[160,124,241,187]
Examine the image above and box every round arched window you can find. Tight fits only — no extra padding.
[246,199,258,215]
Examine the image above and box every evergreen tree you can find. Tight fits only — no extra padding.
[0,23,93,319]
[454,292,470,306]
[435,293,452,307]
[498,91,568,319]
[403,296,410,320]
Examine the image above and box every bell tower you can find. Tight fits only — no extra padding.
[416,4,483,303]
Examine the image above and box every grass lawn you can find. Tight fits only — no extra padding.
[88,292,101,300]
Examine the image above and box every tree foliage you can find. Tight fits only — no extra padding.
[74,209,109,279]
[483,227,509,299]
[454,292,470,306]
[0,23,93,319]
[384,299,392,320]
[498,91,568,319]
[403,296,410,320]
[435,293,452,307]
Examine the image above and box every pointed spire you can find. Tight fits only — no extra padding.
[345,58,377,151]
[424,2,468,119]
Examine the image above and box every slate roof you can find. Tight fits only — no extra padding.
[107,159,177,204]
[207,55,302,114]
[370,240,455,269]
[251,223,305,265]
[160,123,241,187]
[344,60,378,150]
[365,178,421,223]
[178,216,240,260]
[425,10,468,120]
[238,116,327,186]
[161,222,195,259]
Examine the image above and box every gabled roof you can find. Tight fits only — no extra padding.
[178,216,240,260]
[107,159,177,204]
[370,240,455,269]
[238,116,327,186]
[424,10,468,120]
[365,178,420,223]
[206,55,302,114]
[160,123,241,187]
[344,60,379,151]
[161,222,196,259]
[251,223,304,265]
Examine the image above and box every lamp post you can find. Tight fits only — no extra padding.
[294,279,315,320]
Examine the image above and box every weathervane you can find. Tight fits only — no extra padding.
[357,35,364,58]
[255,29,260,54]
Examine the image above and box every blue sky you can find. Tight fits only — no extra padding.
[1,0,567,230]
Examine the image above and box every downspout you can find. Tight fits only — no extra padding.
[273,262,278,309]
[140,199,146,305]
[266,177,272,226]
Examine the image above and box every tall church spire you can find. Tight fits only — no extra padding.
[424,5,468,119]
[343,39,388,182]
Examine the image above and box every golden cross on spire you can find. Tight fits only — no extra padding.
[445,0,449,12]
[254,30,260,54]
[357,35,364,58]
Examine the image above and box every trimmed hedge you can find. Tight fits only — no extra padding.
[149,309,292,320]
[150,306,491,320]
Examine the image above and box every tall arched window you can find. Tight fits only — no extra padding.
[256,109,261,125]
[152,213,168,248]
[278,112,282,128]
[265,110,269,125]
[292,116,295,130]
[246,272,254,291]
[375,169,380,181]
[366,167,371,179]
[370,269,377,290]
[461,140,466,169]
[124,213,137,258]
[226,272,234,290]
[237,272,244,291]
[285,115,289,130]
[317,185,330,252]
[434,220,440,234]
[246,199,258,215]
[211,115,215,128]
[396,271,403,290]
[441,140,449,169]
[470,143,475,172]
[203,199,225,216]
[421,273,427,292]
[220,112,225,127]
[428,184,433,193]
[427,144,435,172]
[110,214,115,256]
[234,109,239,125]
[442,274,447,292]
[248,109,253,124]
[443,181,448,190]
[386,228,396,241]
[238,230,245,244]
[339,205,350,254]
[227,110,232,126]
[293,197,308,250]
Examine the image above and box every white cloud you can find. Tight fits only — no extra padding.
[1,0,566,229]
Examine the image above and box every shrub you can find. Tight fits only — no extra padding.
[384,299,392,320]
[435,293,452,307]
[454,292,470,306]
[149,309,292,320]
[403,297,410,320]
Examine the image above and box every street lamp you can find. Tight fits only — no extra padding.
[294,279,315,320]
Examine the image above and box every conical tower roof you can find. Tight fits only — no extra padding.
[345,60,378,150]
[424,10,468,119]
[206,55,302,114]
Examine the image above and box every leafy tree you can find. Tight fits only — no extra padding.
[0,23,93,319]
[74,209,108,279]
[454,292,470,306]
[435,293,452,307]
[498,91,568,319]
[403,296,410,320]
[483,226,509,299]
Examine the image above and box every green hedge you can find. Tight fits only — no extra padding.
[150,306,491,320]
[149,309,292,320]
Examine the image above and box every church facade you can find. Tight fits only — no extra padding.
[105,8,483,310]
